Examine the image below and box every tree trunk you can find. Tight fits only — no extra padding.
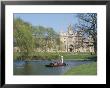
[93,38,97,54]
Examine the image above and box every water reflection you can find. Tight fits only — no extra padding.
[14,60,93,75]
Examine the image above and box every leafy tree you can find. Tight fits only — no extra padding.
[14,18,35,60]
[76,13,97,53]
[32,26,61,51]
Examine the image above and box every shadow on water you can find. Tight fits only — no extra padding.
[14,60,94,75]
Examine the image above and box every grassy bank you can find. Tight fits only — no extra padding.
[14,52,96,61]
[64,62,97,75]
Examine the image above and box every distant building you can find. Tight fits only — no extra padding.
[59,24,94,52]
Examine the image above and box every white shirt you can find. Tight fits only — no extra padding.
[61,56,63,63]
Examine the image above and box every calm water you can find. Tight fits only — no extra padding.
[14,60,93,75]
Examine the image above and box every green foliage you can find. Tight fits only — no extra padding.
[14,51,96,61]
[32,26,61,51]
[64,62,97,75]
[13,17,62,60]
[14,18,35,60]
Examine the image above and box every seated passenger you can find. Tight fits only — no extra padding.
[54,62,58,65]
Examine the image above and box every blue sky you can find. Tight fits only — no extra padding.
[14,13,79,33]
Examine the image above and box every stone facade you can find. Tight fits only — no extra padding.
[59,24,94,52]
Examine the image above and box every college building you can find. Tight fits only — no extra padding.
[59,24,94,53]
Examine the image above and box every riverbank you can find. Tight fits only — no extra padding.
[14,52,96,61]
[64,62,97,75]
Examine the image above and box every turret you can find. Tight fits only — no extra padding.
[68,24,73,34]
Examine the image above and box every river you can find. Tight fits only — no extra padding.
[14,60,93,75]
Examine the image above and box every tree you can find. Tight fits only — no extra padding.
[14,18,35,60]
[76,13,97,53]
[32,26,61,51]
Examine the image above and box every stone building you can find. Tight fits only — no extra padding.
[59,24,94,53]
